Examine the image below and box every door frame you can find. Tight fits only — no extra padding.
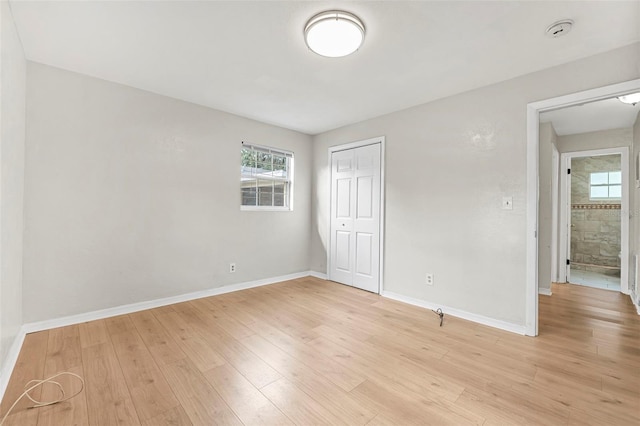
[558,148,629,292]
[327,136,386,294]
[550,144,560,285]
[526,78,640,336]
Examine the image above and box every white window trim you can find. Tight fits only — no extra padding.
[588,171,621,200]
[240,142,294,211]
[240,205,292,212]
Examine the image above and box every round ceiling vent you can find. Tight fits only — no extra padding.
[546,20,573,38]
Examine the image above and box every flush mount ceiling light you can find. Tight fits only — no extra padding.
[304,10,365,58]
[617,92,640,106]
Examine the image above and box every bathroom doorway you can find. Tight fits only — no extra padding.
[527,79,640,336]
[566,153,623,291]
[557,147,630,294]
[539,94,635,299]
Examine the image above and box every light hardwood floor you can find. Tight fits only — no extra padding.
[1,278,638,425]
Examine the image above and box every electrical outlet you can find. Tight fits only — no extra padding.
[426,273,434,286]
[229,263,236,273]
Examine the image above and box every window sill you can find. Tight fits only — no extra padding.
[241,206,293,212]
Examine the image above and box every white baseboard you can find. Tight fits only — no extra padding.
[23,271,313,334]
[381,291,527,335]
[632,292,640,315]
[0,326,27,404]
[308,271,327,280]
[538,288,552,296]
[1,270,318,403]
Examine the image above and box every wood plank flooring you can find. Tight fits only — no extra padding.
[1,278,638,425]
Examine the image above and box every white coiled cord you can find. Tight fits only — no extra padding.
[0,372,84,425]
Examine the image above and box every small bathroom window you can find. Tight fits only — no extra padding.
[589,171,621,199]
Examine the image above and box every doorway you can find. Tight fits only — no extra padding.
[559,150,628,292]
[526,78,640,336]
[328,137,384,293]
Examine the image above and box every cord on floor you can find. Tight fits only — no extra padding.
[0,371,84,425]
[432,308,444,326]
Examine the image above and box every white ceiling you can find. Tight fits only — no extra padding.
[540,97,640,136]
[9,0,640,135]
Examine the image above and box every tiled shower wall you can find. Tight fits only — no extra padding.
[570,155,621,275]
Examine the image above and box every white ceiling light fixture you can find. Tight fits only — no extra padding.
[304,10,365,58]
[617,92,640,106]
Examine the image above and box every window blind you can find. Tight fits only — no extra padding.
[241,142,293,158]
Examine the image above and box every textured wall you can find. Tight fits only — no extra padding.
[570,155,621,275]
[0,0,26,374]
[557,128,633,153]
[538,122,559,290]
[310,43,640,327]
[23,63,312,323]
[633,112,640,304]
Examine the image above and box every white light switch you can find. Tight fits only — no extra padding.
[502,196,513,210]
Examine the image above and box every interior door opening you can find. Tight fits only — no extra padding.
[528,79,640,336]
[565,153,624,292]
[542,101,633,299]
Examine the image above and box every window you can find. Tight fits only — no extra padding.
[589,171,621,199]
[241,143,293,210]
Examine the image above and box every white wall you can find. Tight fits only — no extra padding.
[311,43,640,326]
[0,0,26,370]
[633,111,640,305]
[556,127,633,153]
[538,122,558,293]
[23,62,312,323]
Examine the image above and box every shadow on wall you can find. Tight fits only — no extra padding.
[313,164,329,271]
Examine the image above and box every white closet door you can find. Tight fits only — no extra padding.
[330,143,381,293]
